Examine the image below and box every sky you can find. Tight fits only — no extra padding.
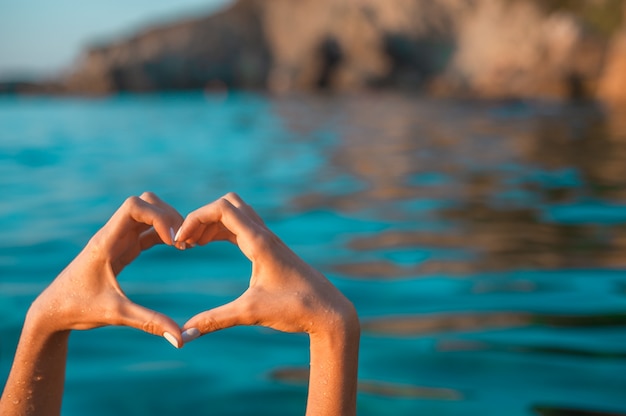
[0,0,232,79]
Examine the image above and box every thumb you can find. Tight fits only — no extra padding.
[181,298,248,343]
[118,299,183,348]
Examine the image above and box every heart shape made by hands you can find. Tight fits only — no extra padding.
[33,192,352,351]
[3,193,359,416]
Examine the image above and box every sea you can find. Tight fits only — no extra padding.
[1,91,625,415]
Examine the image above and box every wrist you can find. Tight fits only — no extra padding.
[306,300,360,416]
[25,296,72,340]
[310,296,360,342]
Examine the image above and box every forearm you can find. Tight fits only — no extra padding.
[0,309,70,416]
[306,308,360,416]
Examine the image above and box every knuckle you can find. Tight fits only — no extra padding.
[140,310,161,335]
[123,195,142,211]
[216,198,237,218]
[217,197,233,210]
[183,213,195,226]
[87,232,106,256]
[247,229,272,257]
[142,319,158,335]
[248,232,266,251]
[140,191,158,202]
[223,192,240,202]
[200,315,220,333]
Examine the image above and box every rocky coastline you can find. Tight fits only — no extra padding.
[2,0,626,104]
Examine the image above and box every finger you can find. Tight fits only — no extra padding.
[139,192,185,248]
[139,192,182,222]
[118,299,183,348]
[222,192,266,227]
[111,195,178,246]
[196,223,236,246]
[178,220,208,245]
[181,298,250,342]
[177,197,260,257]
[139,227,164,251]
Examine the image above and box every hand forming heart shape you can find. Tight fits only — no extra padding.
[28,192,186,345]
[5,192,360,416]
[29,192,357,348]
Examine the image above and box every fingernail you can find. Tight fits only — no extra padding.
[174,227,183,242]
[182,328,201,343]
[163,331,179,348]
[169,227,176,244]
[178,242,187,250]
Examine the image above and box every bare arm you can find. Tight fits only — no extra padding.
[2,318,70,415]
[0,192,184,416]
[176,193,360,416]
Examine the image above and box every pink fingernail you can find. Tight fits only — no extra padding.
[182,328,201,343]
[169,227,176,244]
[163,332,179,348]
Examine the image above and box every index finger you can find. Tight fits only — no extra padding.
[98,195,181,254]
[176,196,263,260]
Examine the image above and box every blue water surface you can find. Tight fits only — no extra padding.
[1,92,626,415]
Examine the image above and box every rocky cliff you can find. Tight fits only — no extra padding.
[65,0,270,94]
[56,0,626,102]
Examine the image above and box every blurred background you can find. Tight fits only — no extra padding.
[1,0,626,415]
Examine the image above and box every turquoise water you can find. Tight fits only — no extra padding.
[1,92,626,415]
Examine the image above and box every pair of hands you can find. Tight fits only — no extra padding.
[28,192,357,349]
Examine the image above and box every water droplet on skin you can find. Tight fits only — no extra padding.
[12,399,20,405]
